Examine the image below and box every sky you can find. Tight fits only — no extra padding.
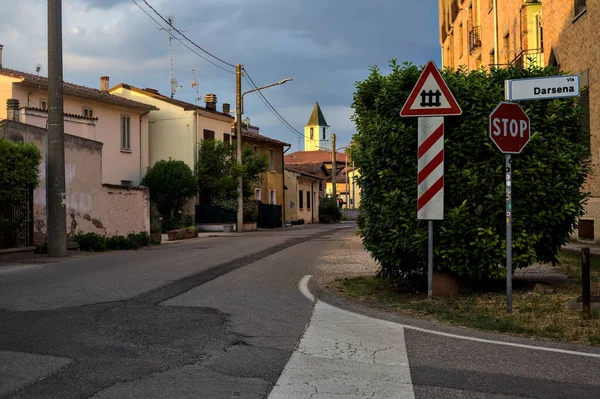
[0,0,440,152]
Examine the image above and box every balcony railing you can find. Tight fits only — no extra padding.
[510,49,544,68]
[469,27,482,53]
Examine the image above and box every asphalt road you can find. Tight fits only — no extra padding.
[2,224,600,398]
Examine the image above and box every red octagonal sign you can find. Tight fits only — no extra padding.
[489,102,530,154]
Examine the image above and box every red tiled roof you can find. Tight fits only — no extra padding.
[0,68,158,111]
[284,162,328,176]
[285,150,350,164]
[24,106,98,121]
[111,83,233,118]
[239,129,291,147]
[285,164,325,180]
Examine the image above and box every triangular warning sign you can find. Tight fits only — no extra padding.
[400,61,462,117]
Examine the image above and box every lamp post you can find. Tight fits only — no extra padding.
[235,65,292,233]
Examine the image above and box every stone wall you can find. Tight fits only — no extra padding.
[0,120,150,244]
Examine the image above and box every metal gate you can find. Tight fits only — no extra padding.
[0,189,34,249]
[258,203,282,228]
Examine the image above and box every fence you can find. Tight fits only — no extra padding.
[258,203,282,228]
[0,189,34,249]
[195,204,236,224]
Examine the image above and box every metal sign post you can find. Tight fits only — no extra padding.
[401,61,462,299]
[505,154,512,312]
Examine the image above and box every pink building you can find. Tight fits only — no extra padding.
[0,49,158,186]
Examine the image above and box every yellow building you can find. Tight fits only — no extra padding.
[439,0,599,241]
[284,165,324,224]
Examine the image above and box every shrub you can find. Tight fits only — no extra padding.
[243,200,259,223]
[73,232,106,252]
[351,61,590,282]
[319,197,342,224]
[74,232,151,251]
[0,139,41,203]
[141,159,197,219]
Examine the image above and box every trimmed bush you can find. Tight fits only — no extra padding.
[351,61,590,282]
[74,232,151,252]
[319,197,342,224]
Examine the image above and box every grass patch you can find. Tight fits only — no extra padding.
[334,251,600,346]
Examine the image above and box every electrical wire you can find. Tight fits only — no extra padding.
[243,69,308,140]
[140,0,236,69]
[132,0,235,74]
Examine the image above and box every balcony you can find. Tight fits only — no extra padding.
[469,27,482,53]
[510,49,544,68]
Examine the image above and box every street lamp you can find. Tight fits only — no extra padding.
[235,64,292,233]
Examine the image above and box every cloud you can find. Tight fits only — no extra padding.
[0,0,440,152]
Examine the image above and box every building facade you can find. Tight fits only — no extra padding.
[0,61,157,186]
[439,0,599,240]
[284,165,323,224]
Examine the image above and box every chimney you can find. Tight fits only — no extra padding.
[0,44,3,69]
[100,76,110,92]
[204,93,217,111]
[222,103,230,114]
[7,99,20,122]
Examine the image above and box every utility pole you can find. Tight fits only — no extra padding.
[345,154,349,209]
[352,160,355,209]
[236,64,244,233]
[47,0,67,257]
[331,134,336,202]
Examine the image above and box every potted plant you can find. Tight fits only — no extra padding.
[167,229,180,241]
[184,226,198,239]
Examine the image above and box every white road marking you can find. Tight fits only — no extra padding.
[298,274,600,359]
[269,300,415,398]
[298,275,314,302]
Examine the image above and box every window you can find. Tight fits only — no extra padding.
[223,133,231,143]
[489,49,495,65]
[574,0,587,17]
[121,115,131,151]
[39,99,48,110]
[121,180,133,187]
[535,12,543,50]
[299,190,304,209]
[459,23,464,58]
[255,188,262,201]
[269,190,276,205]
[322,127,326,140]
[306,191,311,209]
[203,129,215,140]
[503,32,510,64]
[310,127,314,139]
[253,145,259,153]
[269,149,275,171]
[83,107,93,118]
[319,181,323,191]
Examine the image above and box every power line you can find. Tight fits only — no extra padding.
[132,0,234,74]
[243,69,308,140]
[140,0,236,69]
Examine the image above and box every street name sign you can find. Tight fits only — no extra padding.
[505,75,580,101]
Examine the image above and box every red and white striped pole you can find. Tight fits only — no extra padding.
[418,117,444,220]
[418,117,444,299]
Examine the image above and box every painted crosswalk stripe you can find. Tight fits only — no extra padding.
[268,301,415,398]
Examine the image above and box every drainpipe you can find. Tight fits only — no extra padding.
[493,0,499,65]
[139,110,150,183]
[282,144,291,227]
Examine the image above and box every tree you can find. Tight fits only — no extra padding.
[0,139,41,203]
[141,158,197,219]
[195,140,268,206]
[196,139,239,205]
[241,147,268,199]
[351,61,590,282]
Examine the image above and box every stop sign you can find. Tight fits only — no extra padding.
[489,102,530,154]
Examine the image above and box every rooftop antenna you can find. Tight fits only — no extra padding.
[35,63,42,75]
[162,16,181,98]
[191,69,200,104]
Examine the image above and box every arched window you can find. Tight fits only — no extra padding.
[310,127,314,139]
[322,127,326,140]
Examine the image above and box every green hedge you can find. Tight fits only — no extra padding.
[74,232,151,252]
[351,61,590,282]
[0,139,41,203]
